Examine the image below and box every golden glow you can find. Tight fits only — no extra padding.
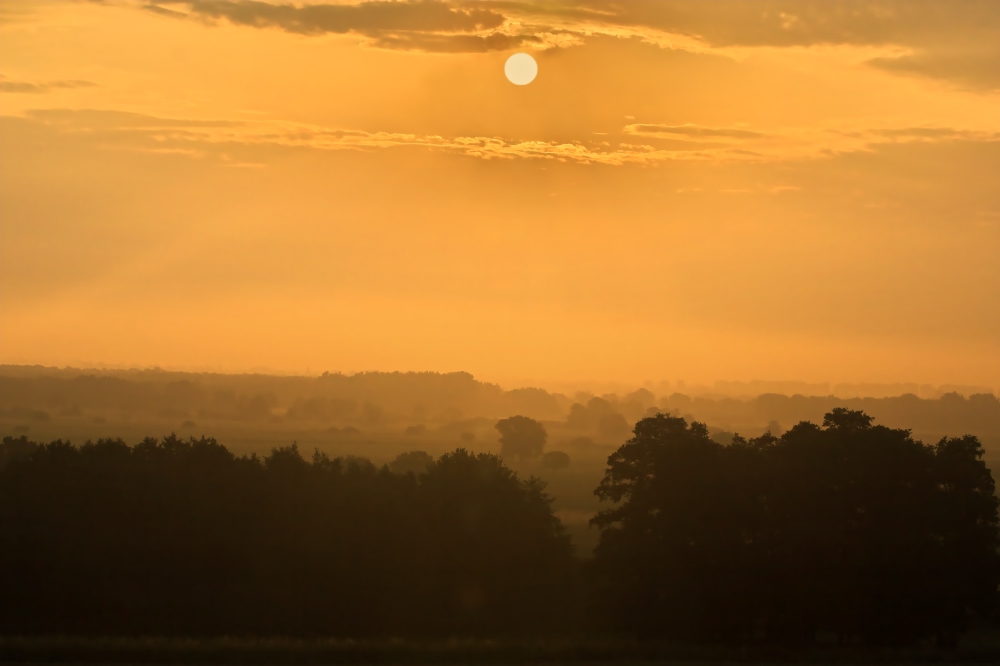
[1,1,998,390]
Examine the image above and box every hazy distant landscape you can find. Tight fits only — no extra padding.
[3,365,998,556]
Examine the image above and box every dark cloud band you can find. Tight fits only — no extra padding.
[145,1,1000,87]
[157,0,504,35]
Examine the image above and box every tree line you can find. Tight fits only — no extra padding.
[4,366,997,439]
[1,409,997,644]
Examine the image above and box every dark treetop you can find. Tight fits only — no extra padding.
[0,437,575,637]
[590,409,1000,644]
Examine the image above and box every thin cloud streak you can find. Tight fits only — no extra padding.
[16,108,998,167]
[625,124,766,139]
[0,77,97,94]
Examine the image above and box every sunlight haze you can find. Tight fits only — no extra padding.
[1,0,998,390]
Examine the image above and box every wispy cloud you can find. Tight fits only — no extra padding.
[0,77,97,94]
[17,108,998,168]
[869,126,1000,141]
[625,124,766,140]
[868,46,1000,92]
[369,29,540,53]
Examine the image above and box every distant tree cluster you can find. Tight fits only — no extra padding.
[567,397,635,439]
[495,416,570,469]
[591,409,1000,645]
[496,415,547,462]
[0,437,575,637]
[3,367,997,462]
[662,391,1000,440]
[0,368,570,425]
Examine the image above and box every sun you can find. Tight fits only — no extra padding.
[504,53,538,85]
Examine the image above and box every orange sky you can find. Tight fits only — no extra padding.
[1,1,998,389]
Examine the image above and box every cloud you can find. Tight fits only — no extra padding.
[0,78,97,94]
[182,0,503,34]
[143,3,189,18]
[14,107,766,166]
[15,107,996,169]
[562,1,999,48]
[868,47,1000,91]
[625,124,765,139]
[27,108,240,128]
[370,29,540,53]
[142,0,550,52]
[869,126,1000,141]
[563,0,1000,90]
[874,127,966,139]
[0,0,43,24]
[137,1,1000,86]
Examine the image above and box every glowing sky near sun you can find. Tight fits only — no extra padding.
[1,1,998,388]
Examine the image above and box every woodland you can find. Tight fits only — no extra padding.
[2,408,997,647]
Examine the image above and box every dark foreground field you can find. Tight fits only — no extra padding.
[3,634,1000,665]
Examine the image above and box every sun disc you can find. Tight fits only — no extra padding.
[504,53,538,86]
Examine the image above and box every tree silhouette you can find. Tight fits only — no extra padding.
[2,404,996,645]
[0,435,574,637]
[495,415,547,462]
[389,450,434,475]
[590,410,1000,645]
[541,450,571,469]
